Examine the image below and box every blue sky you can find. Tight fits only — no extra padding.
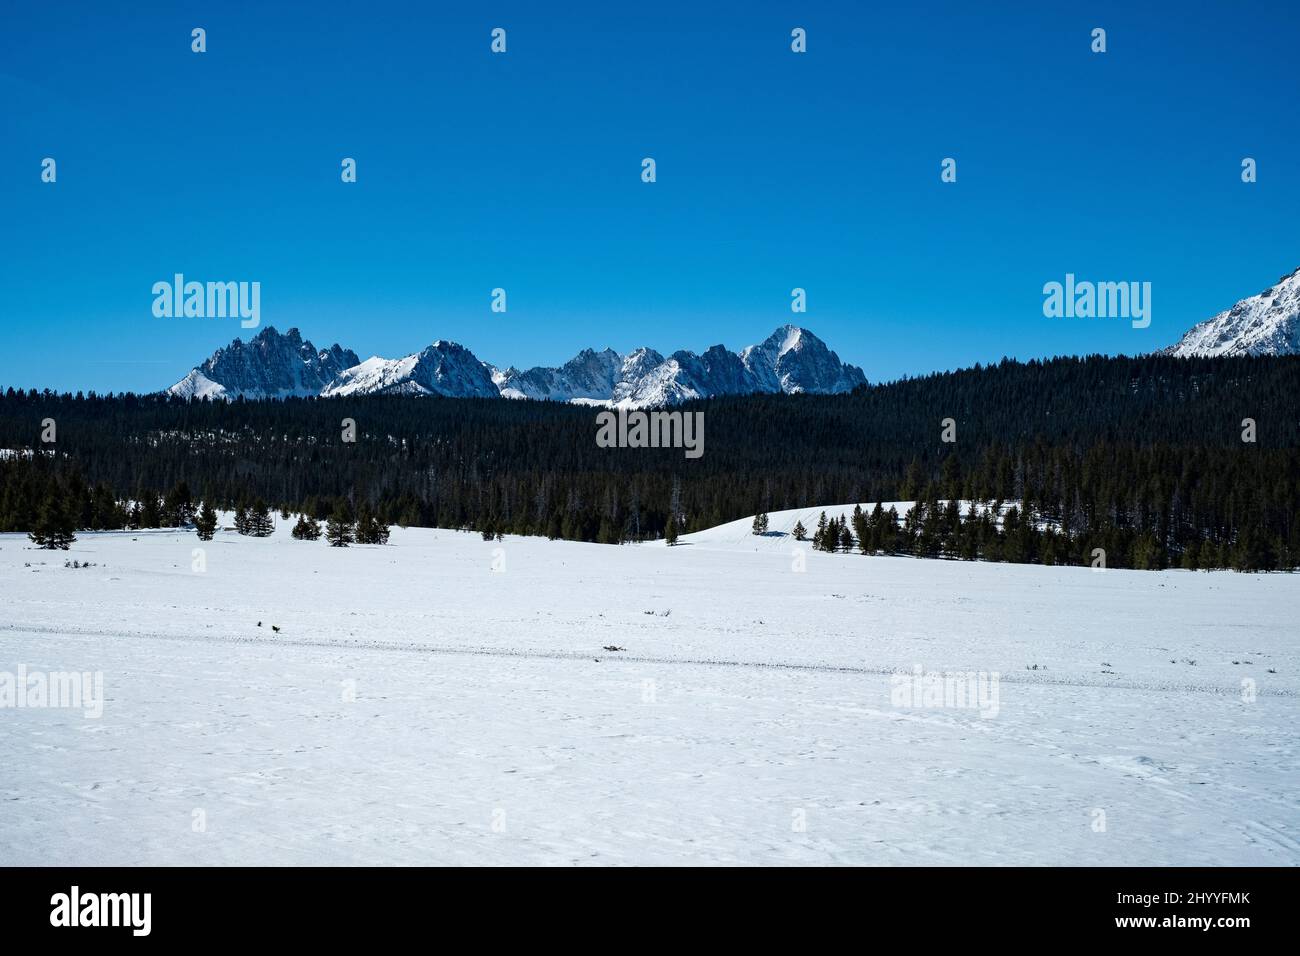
[2,0,1297,392]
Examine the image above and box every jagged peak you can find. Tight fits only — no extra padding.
[170,325,866,406]
[1166,265,1300,359]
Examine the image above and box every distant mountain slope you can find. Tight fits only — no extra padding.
[168,327,359,400]
[494,326,866,406]
[320,342,499,398]
[495,348,623,401]
[1165,266,1300,357]
[739,326,868,395]
[168,325,867,406]
[674,499,1013,552]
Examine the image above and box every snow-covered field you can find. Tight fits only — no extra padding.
[1,511,1297,866]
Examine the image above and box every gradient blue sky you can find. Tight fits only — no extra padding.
[2,0,1297,393]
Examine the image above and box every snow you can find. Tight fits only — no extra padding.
[779,326,804,356]
[320,354,425,396]
[680,500,919,551]
[166,369,228,400]
[1166,265,1300,357]
[1,517,1296,865]
[167,326,866,406]
[167,328,359,400]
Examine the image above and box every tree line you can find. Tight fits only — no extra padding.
[18,475,390,550]
[1,352,1298,570]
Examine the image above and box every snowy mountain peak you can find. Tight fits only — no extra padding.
[168,326,360,400]
[321,341,499,398]
[168,326,867,406]
[773,324,806,356]
[494,346,622,401]
[1165,266,1300,358]
[740,326,867,395]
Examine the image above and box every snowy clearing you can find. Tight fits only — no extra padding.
[1,518,1296,866]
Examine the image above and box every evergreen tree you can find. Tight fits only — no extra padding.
[1131,532,1161,571]
[90,483,122,530]
[357,503,379,544]
[792,520,806,541]
[820,516,839,552]
[355,502,391,544]
[869,502,886,553]
[291,513,321,540]
[751,512,769,535]
[140,492,161,528]
[29,485,76,550]
[851,506,868,554]
[398,501,421,528]
[66,472,92,529]
[1001,506,1025,563]
[959,503,980,560]
[194,501,218,541]
[325,501,354,547]
[243,498,274,537]
[665,516,679,546]
[882,507,900,553]
[163,480,195,527]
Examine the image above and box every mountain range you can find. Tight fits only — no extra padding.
[166,266,1300,405]
[168,326,868,406]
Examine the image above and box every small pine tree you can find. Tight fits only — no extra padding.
[140,492,161,528]
[821,517,837,552]
[356,503,378,544]
[325,501,354,547]
[244,498,274,537]
[752,512,769,536]
[233,503,249,535]
[839,522,854,552]
[852,506,869,554]
[665,517,680,546]
[792,520,806,541]
[354,503,391,545]
[29,485,77,550]
[163,480,195,527]
[291,514,321,541]
[194,501,218,541]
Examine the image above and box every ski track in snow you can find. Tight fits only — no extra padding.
[1,521,1297,866]
[1,622,1290,698]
